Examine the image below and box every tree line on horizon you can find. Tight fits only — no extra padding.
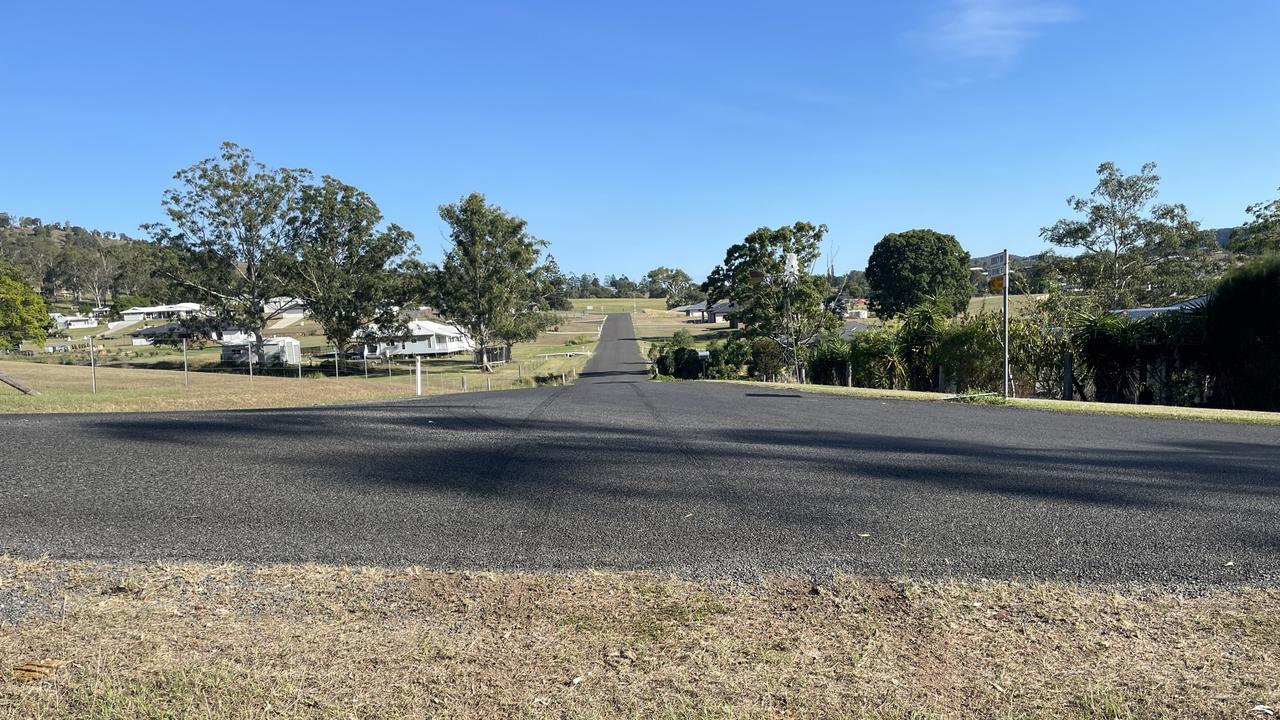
[4,149,1279,402]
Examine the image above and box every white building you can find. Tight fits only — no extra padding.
[265,297,307,319]
[49,313,98,330]
[129,323,210,346]
[120,302,203,323]
[220,336,302,365]
[368,319,474,358]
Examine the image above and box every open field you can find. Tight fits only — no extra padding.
[0,361,442,413]
[967,293,1047,317]
[629,307,734,358]
[1,313,603,413]
[714,380,1280,427]
[1,557,1275,719]
[0,354,586,414]
[570,297,668,313]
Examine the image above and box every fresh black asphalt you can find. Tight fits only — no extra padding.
[2,313,1278,584]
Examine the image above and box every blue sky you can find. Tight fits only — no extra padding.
[2,1,1277,279]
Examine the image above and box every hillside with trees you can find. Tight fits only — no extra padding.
[0,214,169,307]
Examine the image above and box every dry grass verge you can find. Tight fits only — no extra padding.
[712,380,1280,427]
[1,557,1276,719]
[0,355,595,414]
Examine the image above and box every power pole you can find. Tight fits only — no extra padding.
[88,335,97,394]
[785,252,801,384]
[1003,248,1010,399]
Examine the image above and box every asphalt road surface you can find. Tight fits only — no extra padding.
[3,313,1278,584]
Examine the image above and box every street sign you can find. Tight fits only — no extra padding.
[988,274,1005,292]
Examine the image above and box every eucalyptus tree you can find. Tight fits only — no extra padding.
[145,142,309,361]
[1041,162,1208,309]
[1232,187,1280,256]
[431,193,558,370]
[282,177,417,368]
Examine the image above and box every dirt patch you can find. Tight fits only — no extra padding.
[1,557,1276,718]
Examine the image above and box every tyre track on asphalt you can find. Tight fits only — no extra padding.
[627,381,758,522]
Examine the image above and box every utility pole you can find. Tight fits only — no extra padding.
[88,335,97,394]
[182,338,189,386]
[1003,248,1010,399]
[785,252,801,384]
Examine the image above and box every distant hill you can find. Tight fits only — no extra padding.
[1205,227,1240,247]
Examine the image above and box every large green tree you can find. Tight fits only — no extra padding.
[0,264,47,348]
[702,222,836,378]
[145,142,309,360]
[1041,162,1214,309]
[643,266,703,307]
[864,229,971,318]
[282,176,417,363]
[431,193,558,370]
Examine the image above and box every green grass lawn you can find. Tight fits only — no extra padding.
[629,306,736,360]
[967,293,1047,317]
[569,297,668,313]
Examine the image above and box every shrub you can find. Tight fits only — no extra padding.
[935,314,1003,392]
[670,329,695,349]
[1206,254,1280,409]
[1071,310,1142,403]
[806,331,851,386]
[671,346,703,379]
[707,338,751,379]
[748,337,786,380]
[848,327,905,389]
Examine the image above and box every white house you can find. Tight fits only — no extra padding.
[129,322,210,346]
[220,336,302,365]
[120,302,203,323]
[265,297,307,319]
[49,313,98,330]
[368,319,474,358]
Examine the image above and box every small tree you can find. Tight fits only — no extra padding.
[432,193,558,370]
[145,142,309,363]
[865,229,971,319]
[282,177,416,365]
[748,337,786,380]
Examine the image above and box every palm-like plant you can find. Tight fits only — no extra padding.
[1071,310,1143,402]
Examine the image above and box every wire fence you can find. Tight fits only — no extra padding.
[0,352,581,404]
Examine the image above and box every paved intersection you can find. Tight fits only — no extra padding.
[2,313,1277,584]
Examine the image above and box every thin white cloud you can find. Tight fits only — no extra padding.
[917,0,1077,64]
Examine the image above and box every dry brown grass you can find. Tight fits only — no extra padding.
[1,557,1275,719]
[0,361,536,414]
